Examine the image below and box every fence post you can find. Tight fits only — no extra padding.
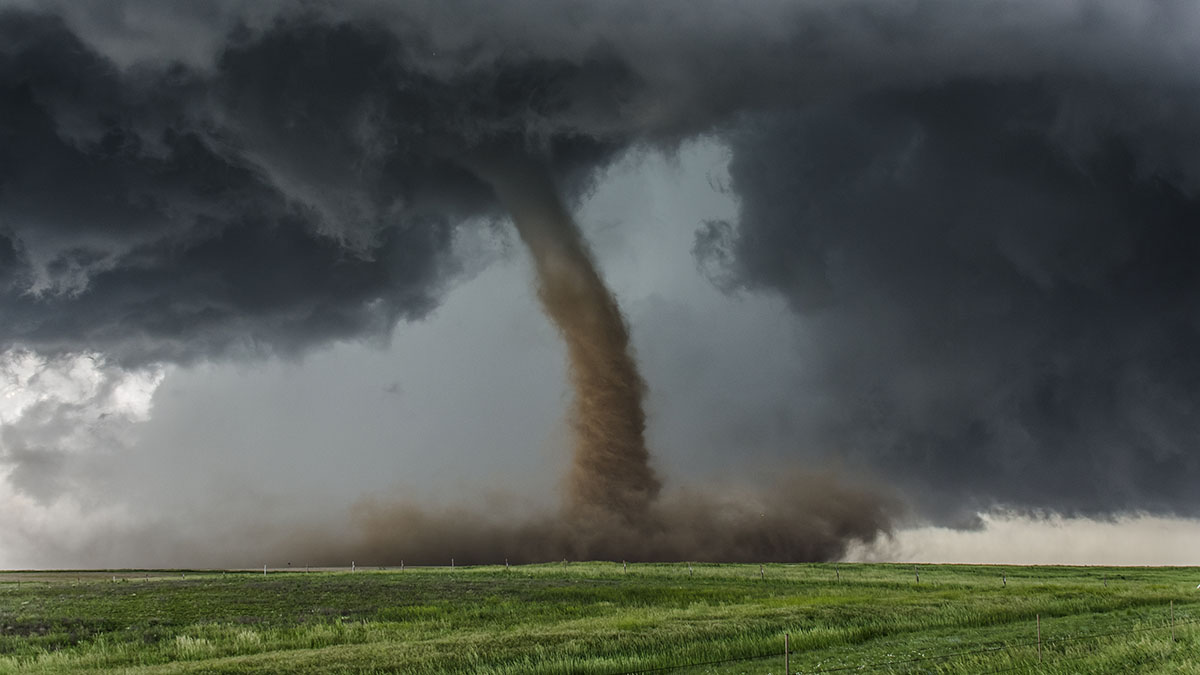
[760,564,765,580]
[1037,614,1041,662]
[785,632,790,675]
[914,565,919,584]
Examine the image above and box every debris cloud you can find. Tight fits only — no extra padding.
[7,472,892,568]
[345,473,893,564]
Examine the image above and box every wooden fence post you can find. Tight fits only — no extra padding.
[785,632,790,675]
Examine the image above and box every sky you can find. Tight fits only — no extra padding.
[2,0,1200,567]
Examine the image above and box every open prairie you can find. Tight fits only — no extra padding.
[1,563,1197,674]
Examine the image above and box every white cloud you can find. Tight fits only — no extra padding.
[0,349,164,564]
[850,512,1200,566]
[0,350,160,425]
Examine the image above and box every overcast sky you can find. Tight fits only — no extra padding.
[3,0,1200,567]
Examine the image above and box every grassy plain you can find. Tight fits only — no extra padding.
[1,563,1198,674]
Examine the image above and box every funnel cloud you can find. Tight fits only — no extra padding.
[474,156,659,521]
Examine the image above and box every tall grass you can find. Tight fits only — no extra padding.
[0,563,1197,674]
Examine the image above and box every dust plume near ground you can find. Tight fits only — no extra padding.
[292,472,895,565]
[5,472,892,568]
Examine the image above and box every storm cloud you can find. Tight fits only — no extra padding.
[0,5,632,364]
[3,0,1200,552]
[699,79,1200,522]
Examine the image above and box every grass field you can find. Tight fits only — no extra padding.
[1,563,1198,674]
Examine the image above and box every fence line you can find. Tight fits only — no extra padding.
[607,608,1197,675]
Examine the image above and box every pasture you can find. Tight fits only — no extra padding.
[1,563,1198,673]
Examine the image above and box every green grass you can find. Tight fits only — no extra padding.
[1,563,1197,673]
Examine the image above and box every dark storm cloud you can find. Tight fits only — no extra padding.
[0,7,633,365]
[700,81,1200,521]
[5,0,1198,367]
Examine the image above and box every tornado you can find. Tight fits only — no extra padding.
[473,156,661,522]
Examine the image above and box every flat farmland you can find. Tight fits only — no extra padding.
[1,563,1198,674]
